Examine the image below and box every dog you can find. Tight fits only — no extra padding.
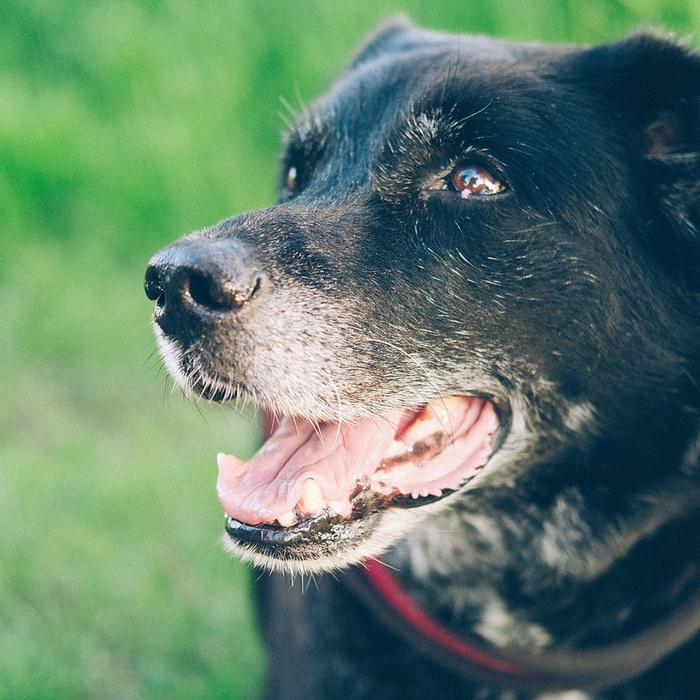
[145,18,700,698]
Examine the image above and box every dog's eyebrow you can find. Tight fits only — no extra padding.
[388,109,467,155]
[401,112,445,146]
[398,102,494,150]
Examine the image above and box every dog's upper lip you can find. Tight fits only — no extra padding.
[216,396,500,527]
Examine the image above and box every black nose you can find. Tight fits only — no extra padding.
[145,239,265,322]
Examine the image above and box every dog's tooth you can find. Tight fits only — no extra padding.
[401,397,464,446]
[327,499,353,519]
[425,396,465,429]
[298,478,325,515]
[277,510,298,527]
[402,415,442,445]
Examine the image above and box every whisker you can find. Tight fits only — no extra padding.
[364,336,455,438]
[367,556,400,573]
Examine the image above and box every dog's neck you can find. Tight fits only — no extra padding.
[384,406,700,651]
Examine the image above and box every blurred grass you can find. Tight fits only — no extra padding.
[0,0,698,697]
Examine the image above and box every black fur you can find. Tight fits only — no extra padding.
[146,19,700,698]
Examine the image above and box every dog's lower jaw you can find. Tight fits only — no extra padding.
[222,499,447,575]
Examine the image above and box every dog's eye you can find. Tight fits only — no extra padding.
[449,164,504,197]
[286,166,298,193]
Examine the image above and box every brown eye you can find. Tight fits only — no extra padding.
[450,164,504,197]
[286,166,298,192]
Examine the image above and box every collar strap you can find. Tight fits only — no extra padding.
[345,559,700,693]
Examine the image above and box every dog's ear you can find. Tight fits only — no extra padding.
[572,32,700,262]
[350,15,417,68]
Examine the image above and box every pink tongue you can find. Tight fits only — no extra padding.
[216,411,404,525]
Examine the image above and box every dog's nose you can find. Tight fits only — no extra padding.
[145,240,265,321]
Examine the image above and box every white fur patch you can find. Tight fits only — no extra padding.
[563,401,596,433]
[539,492,590,570]
[475,596,552,648]
[153,326,189,392]
[681,428,700,474]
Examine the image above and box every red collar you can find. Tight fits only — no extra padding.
[347,558,700,693]
[362,559,529,678]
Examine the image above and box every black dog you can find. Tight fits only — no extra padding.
[145,18,700,698]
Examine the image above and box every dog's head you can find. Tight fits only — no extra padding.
[145,20,700,573]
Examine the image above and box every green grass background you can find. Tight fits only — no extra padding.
[1,0,698,697]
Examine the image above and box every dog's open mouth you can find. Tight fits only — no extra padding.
[217,396,503,535]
